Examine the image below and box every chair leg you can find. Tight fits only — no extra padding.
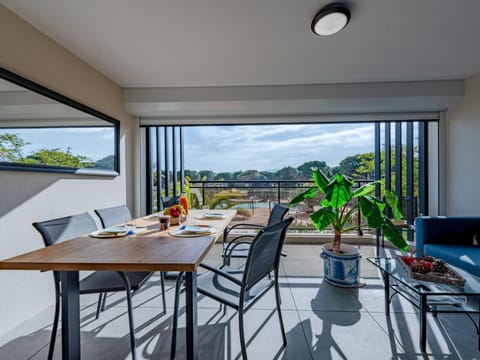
[160,272,167,314]
[238,305,248,360]
[274,279,287,346]
[117,272,137,360]
[170,272,184,359]
[100,291,108,312]
[95,293,104,320]
[47,291,61,360]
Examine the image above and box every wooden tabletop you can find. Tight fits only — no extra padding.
[0,210,235,273]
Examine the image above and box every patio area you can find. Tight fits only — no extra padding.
[0,244,478,360]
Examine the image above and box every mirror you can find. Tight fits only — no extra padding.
[0,67,119,175]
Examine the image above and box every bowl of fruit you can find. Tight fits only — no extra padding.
[163,205,187,225]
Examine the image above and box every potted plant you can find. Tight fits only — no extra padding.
[289,168,409,287]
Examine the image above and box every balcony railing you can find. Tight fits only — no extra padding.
[188,179,375,233]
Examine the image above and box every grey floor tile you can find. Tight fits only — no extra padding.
[214,309,312,360]
[297,309,404,359]
[4,245,480,360]
[369,311,480,359]
[289,277,367,313]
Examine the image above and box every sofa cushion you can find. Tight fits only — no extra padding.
[424,244,480,277]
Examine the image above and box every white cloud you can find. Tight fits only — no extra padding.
[185,124,374,172]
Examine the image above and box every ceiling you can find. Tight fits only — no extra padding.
[2,0,480,89]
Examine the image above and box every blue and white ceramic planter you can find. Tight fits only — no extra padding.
[321,244,361,287]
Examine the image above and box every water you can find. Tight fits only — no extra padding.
[232,201,272,209]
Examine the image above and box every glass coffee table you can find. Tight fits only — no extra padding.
[368,257,480,352]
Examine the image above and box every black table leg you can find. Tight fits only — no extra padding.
[185,271,198,360]
[420,294,427,352]
[60,271,81,360]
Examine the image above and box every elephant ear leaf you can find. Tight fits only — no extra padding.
[384,189,403,221]
[289,188,316,206]
[381,219,409,252]
[312,168,329,193]
[310,207,336,232]
[358,196,385,228]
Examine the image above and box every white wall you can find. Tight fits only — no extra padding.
[445,72,480,214]
[0,5,136,336]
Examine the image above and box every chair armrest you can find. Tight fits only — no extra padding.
[224,240,252,257]
[224,223,263,237]
[224,234,255,248]
[199,263,244,286]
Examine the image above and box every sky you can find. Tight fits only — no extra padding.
[3,123,375,171]
[0,127,114,161]
[184,123,375,172]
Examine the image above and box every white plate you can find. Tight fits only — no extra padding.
[169,226,217,237]
[89,229,128,238]
[195,213,226,220]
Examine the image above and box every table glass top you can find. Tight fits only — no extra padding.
[368,257,480,296]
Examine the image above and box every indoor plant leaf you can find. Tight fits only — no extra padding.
[381,219,409,252]
[289,187,317,206]
[358,196,385,228]
[352,181,380,198]
[323,173,353,209]
[310,207,337,232]
[312,167,329,193]
[384,189,403,221]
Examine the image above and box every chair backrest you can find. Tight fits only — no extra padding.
[266,204,289,226]
[162,196,180,209]
[243,217,293,288]
[33,212,98,247]
[94,205,132,228]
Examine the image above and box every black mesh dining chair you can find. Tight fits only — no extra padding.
[170,217,294,359]
[33,212,152,360]
[94,205,166,315]
[94,204,133,228]
[222,203,289,265]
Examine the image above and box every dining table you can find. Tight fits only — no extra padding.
[0,209,236,360]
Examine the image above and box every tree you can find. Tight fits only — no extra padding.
[199,170,215,180]
[94,154,115,170]
[185,170,200,181]
[259,171,274,180]
[236,170,263,180]
[331,155,361,177]
[214,172,233,181]
[274,166,300,180]
[0,133,27,162]
[297,161,330,179]
[355,152,376,179]
[25,148,94,168]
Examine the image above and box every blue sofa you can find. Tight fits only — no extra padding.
[415,216,480,277]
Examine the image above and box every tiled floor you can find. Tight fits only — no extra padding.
[1,244,480,359]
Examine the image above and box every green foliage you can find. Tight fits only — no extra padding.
[236,208,251,217]
[185,170,200,181]
[214,172,233,180]
[24,148,94,168]
[289,168,408,253]
[94,155,115,170]
[297,161,330,179]
[235,170,264,180]
[274,166,300,180]
[0,133,27,162]
[199,170,215,180]
[0,132,97,169]
[331,155,361,176]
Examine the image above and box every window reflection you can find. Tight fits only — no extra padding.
[0,127,115,170]
[0,69,119,174]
